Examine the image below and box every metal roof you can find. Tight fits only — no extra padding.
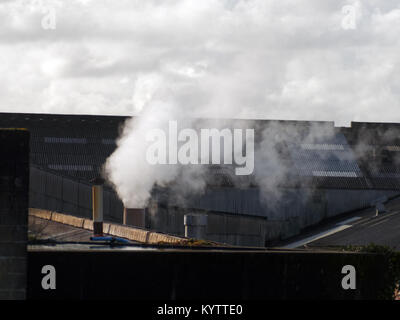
[2,112,400,191]
[0,112,127,181]
[287,195,400,251]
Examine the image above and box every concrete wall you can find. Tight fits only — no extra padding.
[0,129,29,299]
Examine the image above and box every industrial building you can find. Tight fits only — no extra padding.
[1,114,400,300]
[1,112,400,247]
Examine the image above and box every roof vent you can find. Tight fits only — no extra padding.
[370,196,388,216]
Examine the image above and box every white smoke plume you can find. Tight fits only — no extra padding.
[105,74,211,207]
[105,74,342,208]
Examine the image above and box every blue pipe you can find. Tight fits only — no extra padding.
[90,236,131,244]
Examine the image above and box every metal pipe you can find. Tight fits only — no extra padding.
[184,214,208,239]
[91,177,104,236]
[90,236,131,244]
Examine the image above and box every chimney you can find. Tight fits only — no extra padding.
[123,208,146,228]
[91,177,104,236]
[184,214,208,239]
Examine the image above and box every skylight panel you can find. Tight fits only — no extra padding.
[312,170,357,177]
[301,144,345,151]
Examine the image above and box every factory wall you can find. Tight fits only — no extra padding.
[147,187,400,247]
[325,189,399,217]
[148,203,305,247]
[29,165,124,223]
[0,129,29,300]
[27,168,400,247]
[185,187,399,223]
[148,204,269,246]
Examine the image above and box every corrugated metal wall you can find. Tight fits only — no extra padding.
[171,187,323,221]
[325,189,399,217]
[160,186,400,234]
[29,166,123,222]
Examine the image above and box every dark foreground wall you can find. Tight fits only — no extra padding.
[28,249,389,300]
[0,129,30,299]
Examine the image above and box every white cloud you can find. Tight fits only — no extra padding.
[0,0,399,124]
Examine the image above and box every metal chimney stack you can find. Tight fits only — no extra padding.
[184,214,208,239]
[91,177,104,236]
[123,208,146,228]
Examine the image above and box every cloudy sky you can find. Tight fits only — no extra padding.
[1,0,400,126]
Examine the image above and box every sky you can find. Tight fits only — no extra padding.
[1,0,400,126]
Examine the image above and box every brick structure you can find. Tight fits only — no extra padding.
[0,129,29,300]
